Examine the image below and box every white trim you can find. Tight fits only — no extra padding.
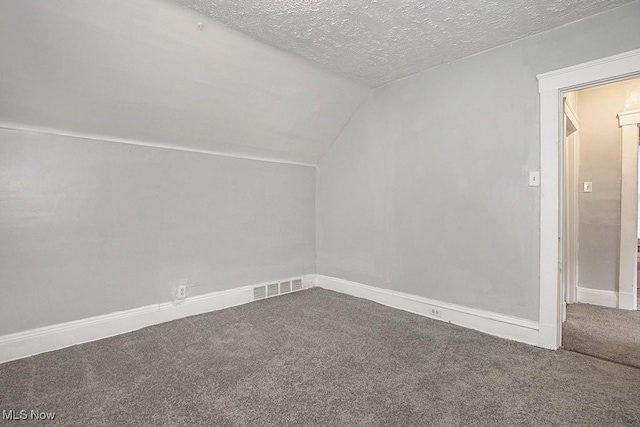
[537,49,640,93]
[617,109,640,127]
[562,99,580,307]
[564,99,580,133]
[576,286,618,308]
[619,291,638,309]
[537,48,640,349]
[315,275,540,347]
[0,123,317,168]
[538,89,563,350]
[0,275,314,364]
[617,112,640,311]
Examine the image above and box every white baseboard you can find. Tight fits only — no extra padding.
[618,290,638,311]
[0,273,545,364]
[315,275,540,347]
[0,275,314,364]
[576,286,618,308]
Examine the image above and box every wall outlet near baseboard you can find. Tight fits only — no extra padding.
[176,280,188,299]
[429,307,442,317]
[177,285,187,299]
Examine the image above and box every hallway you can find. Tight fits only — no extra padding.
[563,304,640,368]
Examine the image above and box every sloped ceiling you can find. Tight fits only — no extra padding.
[0,0,369,165]
[177,0,636,87]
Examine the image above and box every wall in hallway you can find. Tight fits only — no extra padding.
[577,78,640,292]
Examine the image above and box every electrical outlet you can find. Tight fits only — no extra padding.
[177,285,187,299]
[177,284,187,299]
[429,307,442,317]
[177,280,188,299]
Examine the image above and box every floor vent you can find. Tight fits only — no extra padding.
[255,278,304,301]
[253,286,266,300]
[267,283,279,297]
[280,281,291,293]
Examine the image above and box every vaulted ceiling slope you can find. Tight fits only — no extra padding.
[0,0,369,165]
[178,0,637,87]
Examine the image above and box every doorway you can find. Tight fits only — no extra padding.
[537,48,640,350]
[559,78,640,367]
[562,78,640,312]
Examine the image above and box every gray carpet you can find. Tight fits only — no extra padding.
[563,303,640,369]
[1,288,640,426]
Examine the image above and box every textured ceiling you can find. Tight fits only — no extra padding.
[176,0,636,87]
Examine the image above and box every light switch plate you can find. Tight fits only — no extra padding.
[529,171,540,187]
[583,182,593,193]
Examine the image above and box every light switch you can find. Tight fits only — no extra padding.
[583,182,593,193]
[528,171,540,187]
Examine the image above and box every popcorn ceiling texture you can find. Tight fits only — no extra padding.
[176,0,635,87]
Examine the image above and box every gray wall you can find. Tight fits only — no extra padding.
[577,78,640,292]
[0,129,315,335]
[316,1,640,321]
[0,0,368,165]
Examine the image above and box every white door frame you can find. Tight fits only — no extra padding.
[618,109,640,310]
[562,98,580,309]
[537,48,640,350]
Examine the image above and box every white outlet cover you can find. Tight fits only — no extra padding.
[177,284,187,299]
[528,171,540,187]
[583,181,593,192]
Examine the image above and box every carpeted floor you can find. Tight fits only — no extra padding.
[1,288,640,426]
[563,303,640,369]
